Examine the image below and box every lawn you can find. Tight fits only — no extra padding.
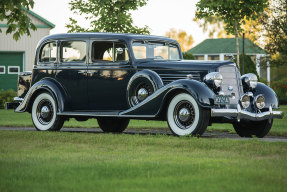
[0,131,286,192]
[0,105,286,136]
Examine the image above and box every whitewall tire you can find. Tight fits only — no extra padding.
[167,93,210,136]
[31,92,64,131]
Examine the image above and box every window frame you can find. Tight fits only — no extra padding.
[0,66,5,74]
[59,40,88,65]
[8,66,20,74]
[131,40,181,61]
[90,40,130,65]
[38,41,58,64]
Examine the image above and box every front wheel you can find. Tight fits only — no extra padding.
[97,118,129,133]
[233,119,273,138]
[31,92,64,131]
[167,93,210,136]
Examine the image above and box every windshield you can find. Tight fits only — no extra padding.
[132,41,180,60]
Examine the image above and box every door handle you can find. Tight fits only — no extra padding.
[78,71,86,74]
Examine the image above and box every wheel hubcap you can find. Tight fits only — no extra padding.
[36,99,53,125]
[173,100,195,130]
[40,106,50,119]
[137,88,148,101]
[178,108,190,122]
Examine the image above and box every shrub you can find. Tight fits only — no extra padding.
[0,89,17,109]
[234,55,259,78]
[271,78,287,104]
[182,52,195,60]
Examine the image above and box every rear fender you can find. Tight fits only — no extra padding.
[15,78,69,113]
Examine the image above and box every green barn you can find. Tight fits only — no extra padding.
[0,10,54,91]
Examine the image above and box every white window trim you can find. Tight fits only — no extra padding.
[0,66,5,74]
[8,66,20,74]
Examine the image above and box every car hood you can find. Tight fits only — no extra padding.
[135,59,235,72]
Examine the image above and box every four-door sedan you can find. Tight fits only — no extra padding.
[11,33,284,137]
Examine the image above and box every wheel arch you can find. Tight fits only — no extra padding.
[15,78,69,113]
[253,82,279,109]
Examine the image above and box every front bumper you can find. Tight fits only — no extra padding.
[211,104,284,122]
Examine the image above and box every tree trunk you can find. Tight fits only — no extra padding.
[235,19,240,68]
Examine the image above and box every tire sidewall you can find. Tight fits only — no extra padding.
[167,93,200,136]
[32,93,57,131]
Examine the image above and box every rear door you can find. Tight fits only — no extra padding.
[87,40,134,111]
[55,40,88,111]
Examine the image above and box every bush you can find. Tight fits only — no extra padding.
[271,78,287,104]
[182,52,195,60]
[0,89,17,109]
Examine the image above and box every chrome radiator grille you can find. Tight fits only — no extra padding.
[158,71,201,85]
[218,65,243,106]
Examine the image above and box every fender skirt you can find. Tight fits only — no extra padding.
[120,79,215,117]
[15,79,68,113]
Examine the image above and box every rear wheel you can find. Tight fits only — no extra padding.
[31,92,64,131]
[97,117,129,133]
[233,119,273,138]
[167,93,210,136]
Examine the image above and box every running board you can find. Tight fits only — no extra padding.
[57,111,155,118]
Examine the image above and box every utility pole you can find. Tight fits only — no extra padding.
[242,33,245,74]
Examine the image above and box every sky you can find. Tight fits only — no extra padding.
[32,0,208,46]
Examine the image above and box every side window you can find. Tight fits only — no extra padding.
[39,42,57,63]
[92,41,129,63]
[8,66,20,74]
[61,41,86,63]
[0,66,5,74]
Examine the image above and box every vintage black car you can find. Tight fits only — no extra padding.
[11,33,284,137]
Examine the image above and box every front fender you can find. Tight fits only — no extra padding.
[15,78,68,113]
[120,79,215,117]
[253,82,279,109]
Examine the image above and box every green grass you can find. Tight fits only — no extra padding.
[0,131,286,192]
[0,106,286,136]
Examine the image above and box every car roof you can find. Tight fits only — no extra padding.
[39,32,178,44]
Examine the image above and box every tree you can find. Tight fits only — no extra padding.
[0,0,36,41]
[261,0,287,67]
[165,28,194,52]
[195,0,268,67]
[182,52,195,60]
[66,0,150,34]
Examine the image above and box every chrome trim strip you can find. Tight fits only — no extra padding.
[211,104,284,121]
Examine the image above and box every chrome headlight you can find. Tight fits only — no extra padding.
[240,94,250,109]
[254,95,265,109]
[241,73,258,89]
[204,72,223,88]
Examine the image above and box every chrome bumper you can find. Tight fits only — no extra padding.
[211,105,284,122]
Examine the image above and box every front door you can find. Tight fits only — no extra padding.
[55,40,88,111]
[87,40,134,111]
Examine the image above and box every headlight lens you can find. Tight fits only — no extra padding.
[240,94,250,109]
[241,73,258,89]
[204,72,223,88]
[254,95,265,109]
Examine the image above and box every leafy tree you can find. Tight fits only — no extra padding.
[195,0,268,66]
[182,52,195,60]
[261,0,287,67]
[66,0,150,34]
[165,28,194,52]
[0,0,36,41]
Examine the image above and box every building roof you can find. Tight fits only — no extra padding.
[187,38,267,55]
[0,9,55,29]
[27,9,55,28]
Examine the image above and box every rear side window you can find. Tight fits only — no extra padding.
[92,41,129,63]
[39,42,57,63]
[61,41,86,63]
